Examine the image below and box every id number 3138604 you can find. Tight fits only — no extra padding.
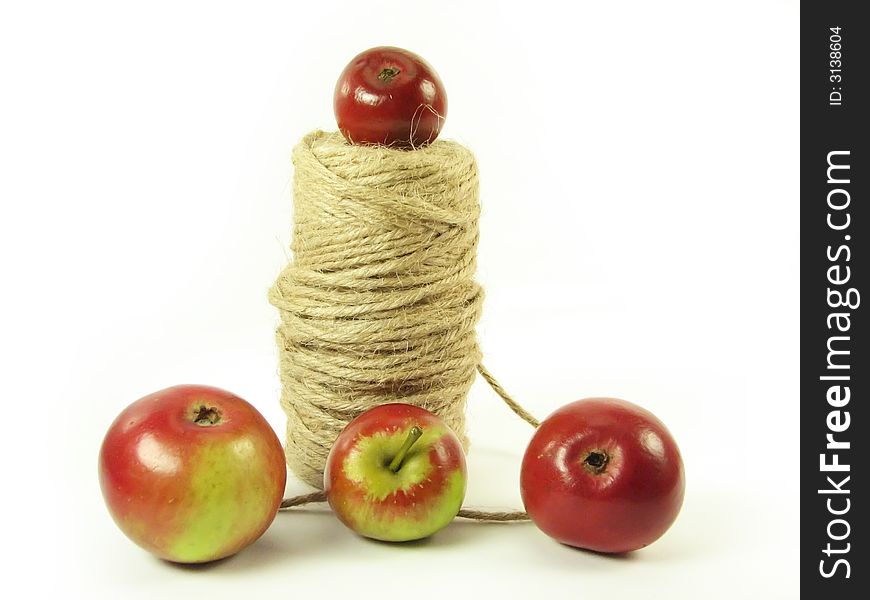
[829,26,844,107]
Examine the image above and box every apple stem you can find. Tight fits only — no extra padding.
[378,67,401,83]
[388,426,423,472]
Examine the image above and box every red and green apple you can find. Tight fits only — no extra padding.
[98,384,287,563]
[324,403,466,542]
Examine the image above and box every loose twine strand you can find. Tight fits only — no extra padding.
[270,131,538,523]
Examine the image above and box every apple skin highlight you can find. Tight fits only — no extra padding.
[325,404,467,542]
[98,385,287,563]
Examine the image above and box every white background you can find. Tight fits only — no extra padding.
[1,1,799,598]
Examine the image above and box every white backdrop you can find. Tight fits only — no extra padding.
[0,1,799,598]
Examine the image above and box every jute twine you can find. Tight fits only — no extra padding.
[269,130,538,521]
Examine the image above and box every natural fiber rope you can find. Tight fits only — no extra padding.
[476,363,539,428]
[270,130,536,522]
[279,490,528,522]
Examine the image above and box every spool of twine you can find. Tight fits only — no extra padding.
[269,130,537,519]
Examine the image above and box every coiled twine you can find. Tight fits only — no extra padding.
[269,130,483,488]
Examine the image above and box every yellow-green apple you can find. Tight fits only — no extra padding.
[98,385,287,563]
[324,403,466,541]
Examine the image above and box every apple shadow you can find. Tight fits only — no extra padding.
[161,555,232,572]
[619,483,746,564]
[517,483,746,570]
[556,543,640,562]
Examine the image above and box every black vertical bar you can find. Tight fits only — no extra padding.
[801,2,867,597]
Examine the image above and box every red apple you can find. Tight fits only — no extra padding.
[98,385,287,563]
[334,46,447,148]
[520,398,685,553]
[324,403,466,541]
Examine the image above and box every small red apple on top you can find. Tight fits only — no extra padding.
[521,397,685,553]
[98,385,287,563]
[334,46,447,148]
[324,403,466,541]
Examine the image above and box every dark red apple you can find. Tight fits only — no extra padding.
[98,385,287,563]
[333,46,447,148]
[520,397,685,553]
